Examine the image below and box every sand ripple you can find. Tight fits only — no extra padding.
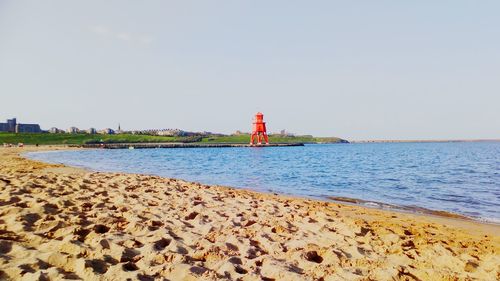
[0,147,499,280]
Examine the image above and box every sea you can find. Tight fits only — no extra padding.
[26,142,500,223]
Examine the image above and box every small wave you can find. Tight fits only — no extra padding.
[476,217,500,224]
[327,196,471,221]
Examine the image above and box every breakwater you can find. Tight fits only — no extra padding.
[77,142,304,149]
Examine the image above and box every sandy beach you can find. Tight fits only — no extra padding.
[0,147,499,280]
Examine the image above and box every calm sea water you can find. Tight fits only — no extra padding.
[27,142,500,223]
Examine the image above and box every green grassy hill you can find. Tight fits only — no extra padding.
[0,132,348,145]
[0,133,185,145]
[201,134,348,144]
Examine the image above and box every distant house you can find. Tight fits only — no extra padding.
[0,118,42,133]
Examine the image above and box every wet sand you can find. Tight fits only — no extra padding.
[0,147,499,280]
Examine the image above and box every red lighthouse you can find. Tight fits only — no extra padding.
[250,112,269,145]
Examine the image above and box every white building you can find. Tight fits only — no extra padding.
[67,127,79,134]
[99,128,115,134]
[49,127,64,133]
[87,128,97,134]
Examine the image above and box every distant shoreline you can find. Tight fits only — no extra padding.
[0,132,348,146]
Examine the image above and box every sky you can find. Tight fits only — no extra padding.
[0,1,499,140]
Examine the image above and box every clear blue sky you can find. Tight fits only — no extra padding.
[1,1,499,140]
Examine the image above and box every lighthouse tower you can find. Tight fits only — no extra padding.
[250,112,269,145]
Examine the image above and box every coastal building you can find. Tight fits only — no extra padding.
[99,128,115,134]
[67,127,80,134]
[0,118,42,133]
[49,127,64,133]
[157,129,185,136]
[278,129,294,136]
[87,128,97,134]
[132,128,185,136]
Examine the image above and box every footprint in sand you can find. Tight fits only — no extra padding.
[93,224,110,234]
[0,241,12,254]
[120,248,142,264]
[303,250,323,263]
[154,238,171,251]
[22,213,41,231]
[122,261,139,271]
[73,228,91,242]
[81,202,93,212]
[185,212,199,220]
[148,220,163,231]
[228,257,242,265]
[85,259,109,274]
[234,265,248,274]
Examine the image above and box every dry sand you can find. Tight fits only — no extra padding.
[0,147,499,280]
